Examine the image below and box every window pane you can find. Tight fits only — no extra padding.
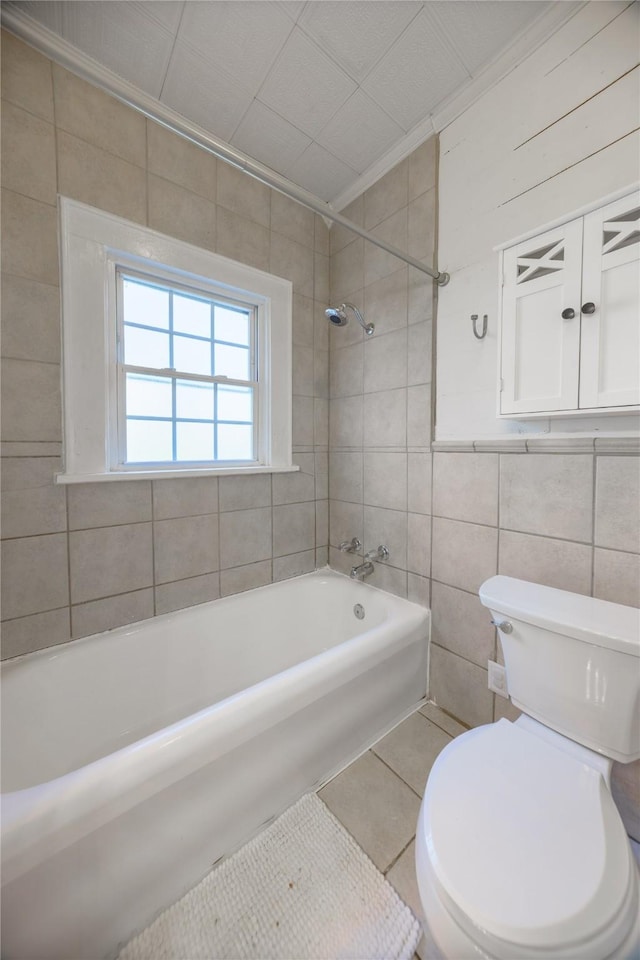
[176,422,214,461]
[215,305,250,345]
[217,384,253,422]
[124,325,170,368]
[174,294,211,338]
[217,424,253,460]
[123,278,169,329]
[176,380,214,420]
[215,343,249,380]
[173,334,211,376]
[126,419,173,462]
[126,373,172,418]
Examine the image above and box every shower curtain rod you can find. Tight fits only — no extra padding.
[2,8,450,287]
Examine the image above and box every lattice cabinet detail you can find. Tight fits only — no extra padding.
[499,190,639,417]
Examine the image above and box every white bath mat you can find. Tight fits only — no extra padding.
[118,792,421,960]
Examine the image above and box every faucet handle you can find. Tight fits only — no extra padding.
[339,537,361,553]
[364,545,389,562]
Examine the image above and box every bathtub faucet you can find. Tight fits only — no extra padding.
[364,545,390,562]
[350,560,375,580]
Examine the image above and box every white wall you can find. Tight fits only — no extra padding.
[436,1,640,441]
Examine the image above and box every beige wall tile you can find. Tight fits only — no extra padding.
[219,506,272,568]
[273,549,316,581]
[408,136,437,200]
[364,159,408,230]
[408,453,432,515]
[329,450,363,503]
[1,533,69,619]
[220,559,272,596]
[364,267,408,337]
[431,581,495,668]
[430,644,493,728]
[330,395,363,448]
[330,238,364,307]
[419,702,468,737]
[273,455,315,505]
[152,477,218,520]
[315,452,329,500]
[219,474,271,512]
[155,573,220,615]
[153,514,219,584]
[372,712,451,796]
[408,321,432,387]
[498,529,592,596]
[147,120,216,200]
[407,385,431,448]
[432,517,498,594]
[216,206,270,272]
[1,359,61,442]
[1,483,66,539]
[319,750,420,872]
[314,348,329,398]
[270,233,314,299]
[1,189,58,285]
[68,481,152,530]
[1,31,53,121]
[407,513,431,577]
[365,208,408,286]
[593,548,640,607]
[314,213,330,256]
[362,387,406,449]
[71,588,154,639]
[364,505,407,570]
[217,162,271,228]
[293,395,315,447]
[433,453,498,526]
[1,274,60,364]
[53,65,146,166]
[293,345,315,397]
[314,397,329,447]
[316,499,329,548]
[273,501,315,557]
[363,328,407,394]
[1,607,70,660]
[1,101,56,204]
[500,454,594,543]
[330,342,363,399]
[56,131,147,224]
[368,562,407,597]
[292,294,314,348]
[595,457,640,553]
[407,572,430,607]
[329,500,363,551]
[330,195,363,256]
[408,268,433,325]
[364,452,407,511]
[408,189,436,263]
[271,191,315,248]
[314,251,329,302]
[69,523,153,604]
[148,174,216,250]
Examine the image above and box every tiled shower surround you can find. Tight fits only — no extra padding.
[2,31,639,741]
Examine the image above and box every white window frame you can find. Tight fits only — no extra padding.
[58,197,294,483]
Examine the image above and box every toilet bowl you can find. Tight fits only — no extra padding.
[416,577,640,960]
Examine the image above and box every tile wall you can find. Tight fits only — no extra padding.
[0,31,330,659]
[327,140,640,732]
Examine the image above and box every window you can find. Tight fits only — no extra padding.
[58,198,293,482]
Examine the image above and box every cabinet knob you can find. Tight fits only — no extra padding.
[581,302,596,315]
[561,307,575,319]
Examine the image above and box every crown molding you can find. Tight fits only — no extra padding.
[331,1,586,213]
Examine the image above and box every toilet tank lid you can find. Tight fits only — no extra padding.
[479,576,640,656]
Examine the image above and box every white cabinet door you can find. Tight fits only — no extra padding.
[501,219,583,414]
[579,192,640,409]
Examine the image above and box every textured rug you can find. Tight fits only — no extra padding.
[118,792,421,960]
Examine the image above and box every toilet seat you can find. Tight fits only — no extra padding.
[419,719,639,958]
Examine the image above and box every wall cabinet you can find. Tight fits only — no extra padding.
[499,190,639,417]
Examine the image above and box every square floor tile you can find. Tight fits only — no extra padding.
[372,712,452,797]
[319,750,420,872]
[419,702,468,738]
[386,841,445,960]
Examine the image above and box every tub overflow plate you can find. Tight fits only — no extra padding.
[353,603,365,620]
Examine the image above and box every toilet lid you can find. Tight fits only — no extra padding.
[424,719,632,950]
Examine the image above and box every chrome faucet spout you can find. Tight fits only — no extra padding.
[350,560,375,580]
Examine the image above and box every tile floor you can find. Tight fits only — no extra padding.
[318,702,467,960]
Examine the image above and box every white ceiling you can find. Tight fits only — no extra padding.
[12,1,567,206]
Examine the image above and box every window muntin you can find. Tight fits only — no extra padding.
[117,271,257,467]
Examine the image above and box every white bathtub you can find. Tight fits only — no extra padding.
[1,569,429,959]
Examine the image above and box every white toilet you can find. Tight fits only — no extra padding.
[416,575,640,960]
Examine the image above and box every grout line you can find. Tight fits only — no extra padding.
[369,749,424,802]
[384,834,416,877]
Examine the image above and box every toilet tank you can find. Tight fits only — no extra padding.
[479,576,640,763]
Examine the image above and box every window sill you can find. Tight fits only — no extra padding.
[56,465,300,484]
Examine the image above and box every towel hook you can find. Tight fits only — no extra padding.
[471,314,488,340]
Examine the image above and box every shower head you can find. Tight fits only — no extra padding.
[325,303,374,336]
